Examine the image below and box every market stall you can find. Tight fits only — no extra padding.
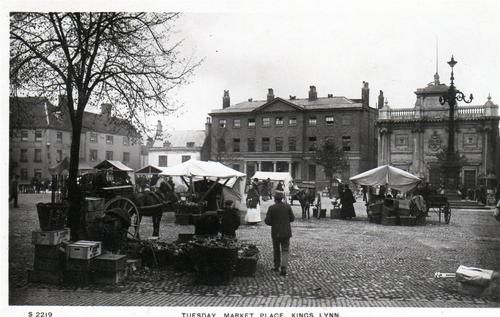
[251,171,293,196]
[134,164,164,192]
[350,165,426,225]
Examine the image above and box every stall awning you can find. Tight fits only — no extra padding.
[159,159,245,179]
[349,165,422,193]
[94,160,133,171]
[251,172,293,183]
[135,165,163,174]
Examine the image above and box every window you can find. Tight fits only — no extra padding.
[20,149,28,162]
[232,164,241,171]
[123,136,130,146]
[262,137,270,152]
[233,119,241,128]
[342,136,351,151]
[57,150,63,162]
[233,138,240,152]
[219,119,227,128]
[275,117,283,126]
[35,130,42,142]
[182,155,191,162]
[106,135,113,145]
[463,133,477,146]
[275,137,283,151]
[186,142,195,148]
[288,137,297,151]
[395,134,409,147]
[308,117,317,126]
[262,117,270,127]
[56,131,63,143]
[21,130,28,142]
[123,152,130,163]
[325,115,334,125]
[20,168,28,180]
[308,137,317,151]
[34,149,42,162]
[248,118,255,128]
[247,138,255,152]
[90,132,98,143]
[217,138,226,152]
[89,149,98,161]
[158,155,168,167]
[289,117,297,126]
[106,151,113,160]
[342,116,352,126]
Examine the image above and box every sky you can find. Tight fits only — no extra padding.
[158,0,500,132]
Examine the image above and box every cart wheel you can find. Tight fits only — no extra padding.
[443,203,451,224]
[104,197,140,239]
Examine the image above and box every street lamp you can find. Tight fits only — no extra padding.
[438,56,473,191]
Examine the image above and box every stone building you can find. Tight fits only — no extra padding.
[9,96,143,185]
[377,72,499,190]
[147,121,208,168]
[208,84,379,188]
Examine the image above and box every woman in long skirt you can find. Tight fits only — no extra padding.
[340,185,356,220]
[245,184,262,224]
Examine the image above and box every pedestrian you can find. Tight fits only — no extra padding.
[265,191,295,276]
[340,184,356,219]
[245,184,261,225]
[9,174,19,208]
[220,200,241,238]
[266,178,273,200]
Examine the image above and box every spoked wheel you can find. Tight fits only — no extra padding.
[443,203,451,224]
[104,197,140,239]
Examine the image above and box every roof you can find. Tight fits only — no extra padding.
[10,96,140,137]
[152,130,206,148]
[94,160,133,171]
[210,96,362,114]
[135,165,163,174]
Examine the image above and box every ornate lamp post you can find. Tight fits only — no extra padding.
[438,56,473,191]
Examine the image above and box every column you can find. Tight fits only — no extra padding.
[273,161,276,172]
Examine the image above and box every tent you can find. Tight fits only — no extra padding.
[251,171,293,194]
[349,165,422,193]
[94,160,133,171]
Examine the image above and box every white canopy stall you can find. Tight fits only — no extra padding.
[350,165,422,193]
[251,171,293,195]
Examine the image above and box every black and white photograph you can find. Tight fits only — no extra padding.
[3,1,500,316]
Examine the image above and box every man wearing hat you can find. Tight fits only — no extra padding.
[265,191,295,276]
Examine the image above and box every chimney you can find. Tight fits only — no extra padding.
[222,90,230,109]
[205,117,212,137]
[100,103,112,117]
[362,81,369,108]
[378,90,384,109]
[308,86,317,101]
[267,88,275,102]
[289,95,296,100]
[327,94,333,98]
[248,98,253,102]
[155,120,163,140]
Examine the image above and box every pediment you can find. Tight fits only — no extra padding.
[252,97,304,113]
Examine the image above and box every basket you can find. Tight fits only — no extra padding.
[36,202,69,231]
[192,245,237,285]
[235,255,259,277]
[330,208,342,219]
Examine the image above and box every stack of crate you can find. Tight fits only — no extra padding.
[64,240,102,285]
[91,254,128,284]
[28,228,71,284]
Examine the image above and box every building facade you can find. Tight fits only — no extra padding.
[208,84,379,188]
[9,97,142,184]
[147,123,207,169]
[377,72,500,190]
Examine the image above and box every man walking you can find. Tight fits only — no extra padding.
[9,175,19,208]
[265,192,295,276]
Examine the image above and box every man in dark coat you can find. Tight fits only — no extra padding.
[340,185,356,219]
[9,175,19,208]
[265,192,295,276]
[220,200,241,238]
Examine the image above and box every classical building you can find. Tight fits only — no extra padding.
[377,72,500,190]
[9,96,143,185]
[147,121,208,168]
[208,84,379,188]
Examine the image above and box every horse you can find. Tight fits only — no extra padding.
[133,182,178,237]
[297,188,316,220]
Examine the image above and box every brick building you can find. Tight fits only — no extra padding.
[377,72,500,193]
[9,96,143,185]
[208,83,379,188]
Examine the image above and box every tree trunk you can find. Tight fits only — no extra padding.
[67,105,84,241]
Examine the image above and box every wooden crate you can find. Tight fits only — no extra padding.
[93,269,127,284]
[66,258,93,271]
[34,245,63,258]
[63,270,92,285]
[32,228,70,246]
[66,240,102,259]
[33,256,64,272]
[399,216,416,226]
[90,254,127,272]
[381,216,398,226]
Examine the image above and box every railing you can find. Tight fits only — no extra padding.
[380,104,498,120]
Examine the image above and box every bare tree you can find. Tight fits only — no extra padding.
[314,139,348,197]
[10,12,201,238]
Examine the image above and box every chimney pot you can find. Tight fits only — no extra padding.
[308,85,318,101]
[267,88,275,102]
[248,98,253,102]
[362,82,370,108]
[327,94,333,98]
[223,90,230,109]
